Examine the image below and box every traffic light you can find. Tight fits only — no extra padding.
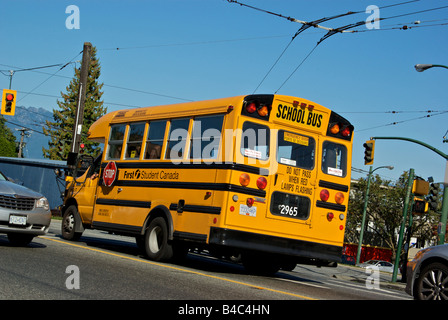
[363,140,375,165]
[428,183,440,211]
[413,197,428,215]
[1,89,17,116]
[412,179,429,196]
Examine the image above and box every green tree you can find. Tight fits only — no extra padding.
[42,46,107,160]
[0,115,17,157]
[347,171,440,255]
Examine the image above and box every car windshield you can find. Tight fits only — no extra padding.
[0,171,6,181]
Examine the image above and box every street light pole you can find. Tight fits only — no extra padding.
[372,136,448,245]
[356,165,394,266]
[414,64,448,72]
[413,63,447,245]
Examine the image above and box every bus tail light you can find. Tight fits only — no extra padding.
[256,177,267,190]
[328,123,353,138]
[257,105,269,117]
[341,126,352,137]
[246,198,254,207]
[327,212,334,221]
[239,173,250,186]
[335,192,344,204]
[329,123,340,134]
[320,189,330,202]
[246,102,257,114]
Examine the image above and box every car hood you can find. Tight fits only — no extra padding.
[0,181,42,199]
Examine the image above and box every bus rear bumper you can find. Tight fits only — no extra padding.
[209,227,342,263]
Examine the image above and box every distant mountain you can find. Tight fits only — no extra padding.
[4,106,53,159]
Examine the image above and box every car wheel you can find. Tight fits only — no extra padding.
[62,205,82,241]
[7,233,34,246]
[144,217,173,261]
[414,262,448,300]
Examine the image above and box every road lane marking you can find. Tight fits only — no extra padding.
[277,277,330,289]
[39,236,317,300]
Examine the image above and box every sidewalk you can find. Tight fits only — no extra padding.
[333,264,406,291]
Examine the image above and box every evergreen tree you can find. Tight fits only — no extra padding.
[0,115,17,157]
[43,46,107,160]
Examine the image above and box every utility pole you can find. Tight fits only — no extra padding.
[68,42,91,167]
[16,128,30,158]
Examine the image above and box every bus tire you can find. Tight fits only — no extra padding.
[61,205,83,241]
[144,217,173,261]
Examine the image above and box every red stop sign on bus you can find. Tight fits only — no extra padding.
[103,161,117,187]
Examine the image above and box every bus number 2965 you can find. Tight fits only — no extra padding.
[279,205,298,217]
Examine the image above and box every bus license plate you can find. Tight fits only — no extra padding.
[9,214,27,226]
[239,204,257,217]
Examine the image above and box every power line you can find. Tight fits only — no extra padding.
[17,52,82,103]
[275,43,319,93]
[339,109,447,114]
[230,0,448,92]
[99,35,291,51]
[1,61,193,103]
[227,0,421,34]
[356,110,448,132]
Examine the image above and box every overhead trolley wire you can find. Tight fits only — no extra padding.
[228,0,448,92]
[356,110,448,132]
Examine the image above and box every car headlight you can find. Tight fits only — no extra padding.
[36,197,50,211]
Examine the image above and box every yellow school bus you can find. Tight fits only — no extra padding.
[61,94,354,274]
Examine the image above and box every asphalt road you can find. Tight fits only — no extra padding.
[0,219,411,303]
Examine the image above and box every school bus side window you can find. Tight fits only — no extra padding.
[190,115,224,159]
[240,122,270,160]
[125,122,145,160]
[144,120,167,160]
[106,124,126,160]
[165,118,190,160]
[321,141,347,177]
[277,130,315,169]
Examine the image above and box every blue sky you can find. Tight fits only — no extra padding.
[1,0,448,184]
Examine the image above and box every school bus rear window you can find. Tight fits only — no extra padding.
[277,130,315,170]
[240,121,270,160]
[322,141,347,177]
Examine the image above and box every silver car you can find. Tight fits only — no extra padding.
[0,170,51,246]
[358,260,395,273]
[405,244,448,300]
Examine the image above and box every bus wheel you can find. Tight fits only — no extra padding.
[61,205,82,241]
[144,217,173,261]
